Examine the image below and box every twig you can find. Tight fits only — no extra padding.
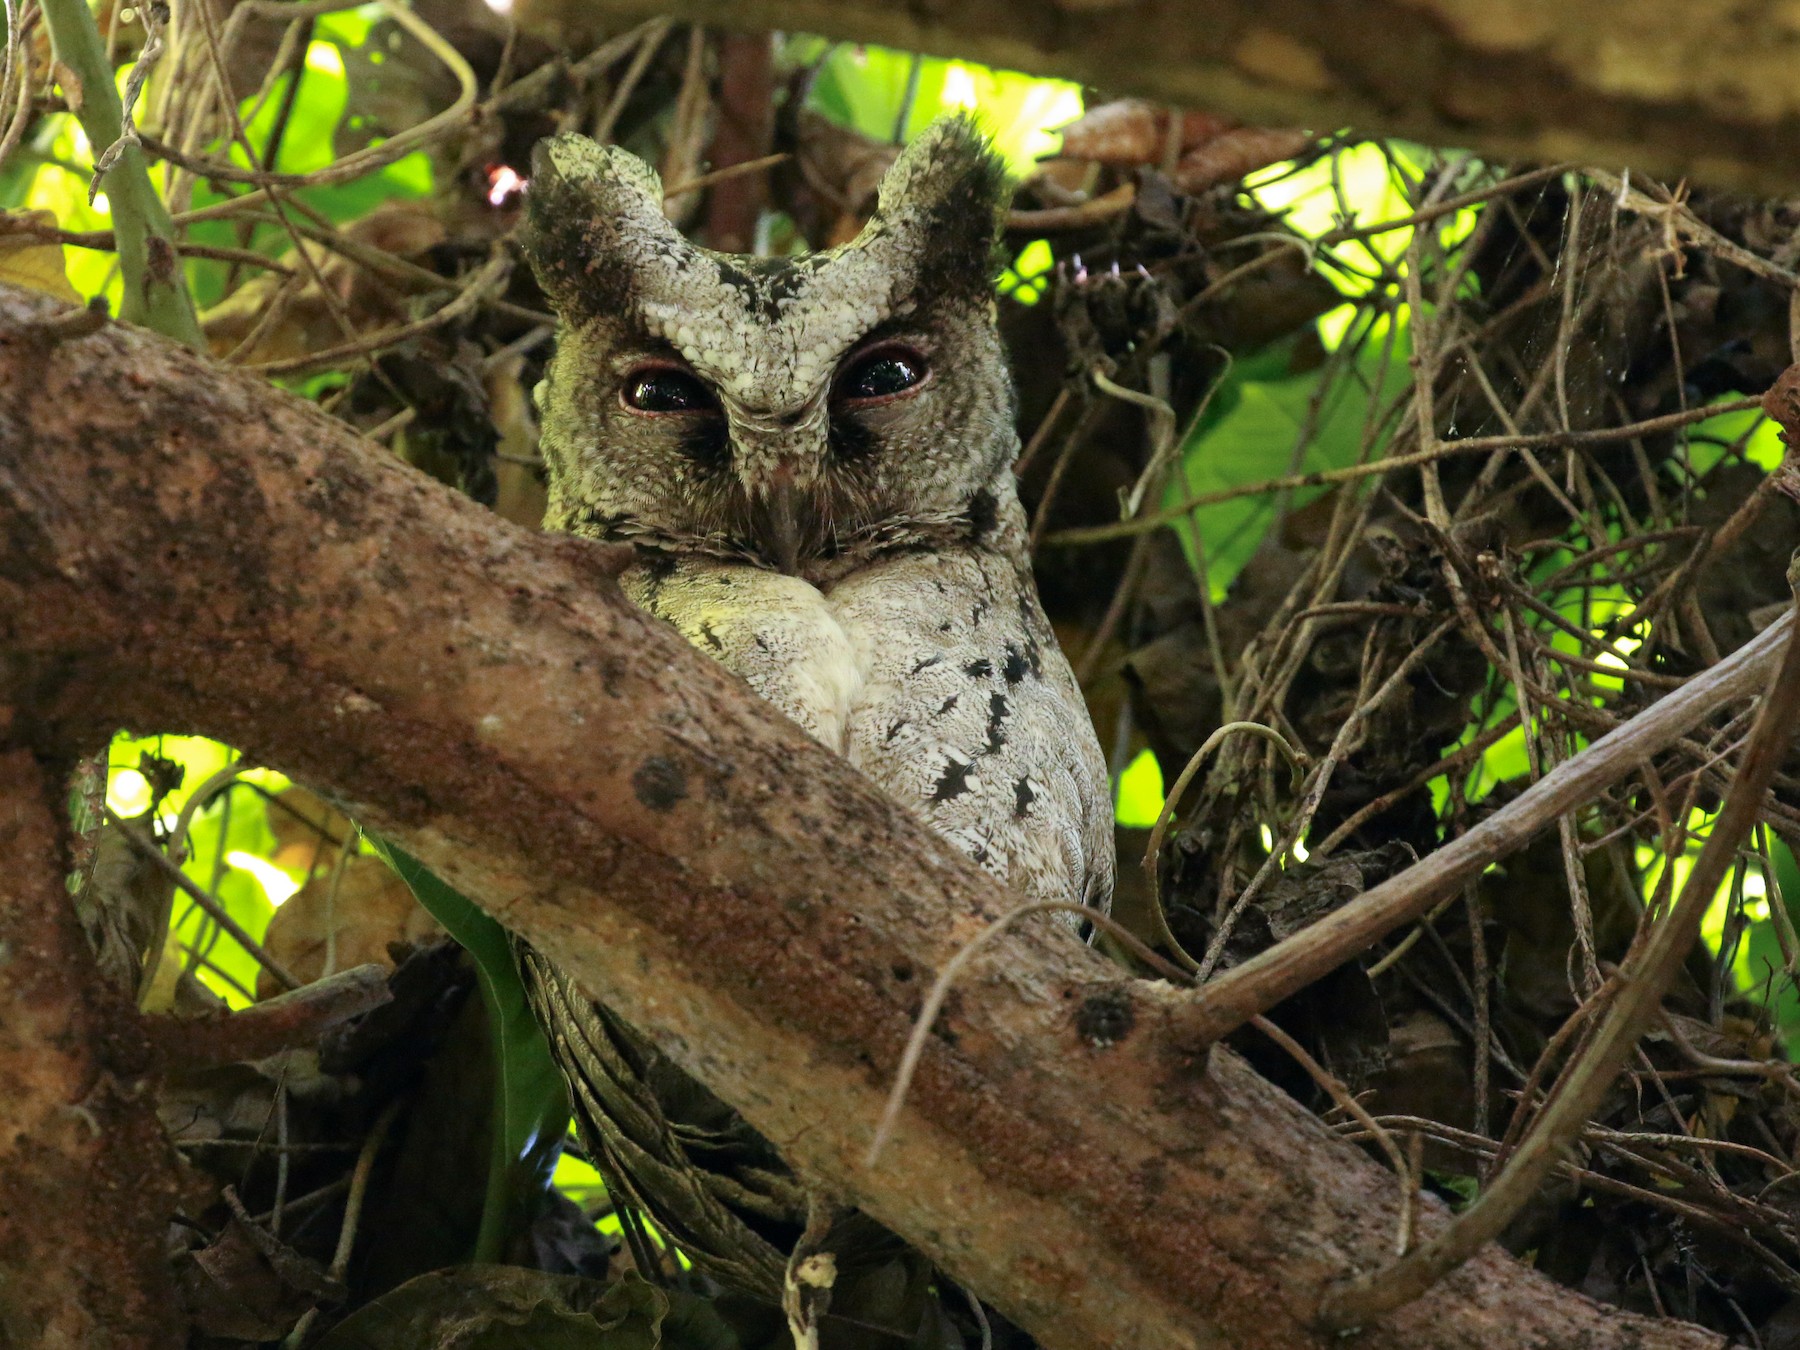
[1319,570,1800,1330]
[1177,609,1795,1047]
[103,805,302,991]
[0,2,39,179]
[592,20,668,145]
[1013,385,1071,480]
[1095,366,1179,520]
[1139,721,1305,972]
[281,1098,402,1348]
[1196,617,1458,983]
[142,963,390,1067]
[1005,184,1135,233]
[244,249,511,376]
[1314,164,1577,246]
[40,0,201,346]
[1043,396,1764,546]
[664,151,788,202]
[138,0,475,190]
[1250,1013,1409,1188]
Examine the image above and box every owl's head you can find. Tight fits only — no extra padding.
[521,115,1017,576]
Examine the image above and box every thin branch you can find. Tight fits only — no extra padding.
[1320,569,1800,1329]
[104,806,302,991]
[1177,608,1795,1046]
[1043,396,1764,546]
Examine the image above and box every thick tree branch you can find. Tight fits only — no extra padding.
[0,284,1725,1348]
[0,749,186,1348]
[523,0,1800,194]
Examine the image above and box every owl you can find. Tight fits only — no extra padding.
[516,115,1115,1330]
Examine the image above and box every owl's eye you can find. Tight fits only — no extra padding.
[836,345,929,404]
[622,366,718,415]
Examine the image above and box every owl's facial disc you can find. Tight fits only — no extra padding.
[526,116,1017,573]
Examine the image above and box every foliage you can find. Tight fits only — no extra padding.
[369,838,570,1264]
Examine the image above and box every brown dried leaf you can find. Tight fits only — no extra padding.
[70,809,175,1001]
[1174,127,1316,193]
[792,110,898,245]
[0,217,81,303]
[1761,361,1800,446]
[1054,99,1241,167]
[176,1196,342,1339]
[257,854,443,999]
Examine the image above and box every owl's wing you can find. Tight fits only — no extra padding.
[516,943,797,1293]
[831,549,1115,915]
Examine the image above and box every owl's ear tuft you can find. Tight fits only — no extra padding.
[521,134,673,321]
[873,114,1010,297]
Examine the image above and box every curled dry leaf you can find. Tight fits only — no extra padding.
[0,213,81,303]
[1053,98,1240,167]
[1051,99,1313,193]
[257,854,443,1000]
[1173,127,1317,193]
[1761,361,1800,446]
[176,1195,343,1340]
[791,109,898,246]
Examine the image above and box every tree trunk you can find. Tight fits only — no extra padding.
[0,749,186,1349]
[517,0,1800,194]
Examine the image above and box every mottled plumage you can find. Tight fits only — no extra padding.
[517,116,1114,1325]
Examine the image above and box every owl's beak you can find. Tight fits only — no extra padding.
[750,468,803,576]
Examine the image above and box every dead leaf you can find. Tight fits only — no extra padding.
[790,110,898,246]
[176,1191,342,1339]
[0,217,81,303]
[1174,127,1317,193]
[1054,99,1239,167]
[258,854,443,999]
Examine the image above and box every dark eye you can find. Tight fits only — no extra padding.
[622,366,718,414]
[837,346,929,403]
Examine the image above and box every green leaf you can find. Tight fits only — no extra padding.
[1168,316,1412,595]
[786,38,1081,176]
[1739,837,1800,1047]
[367,836,570,1263]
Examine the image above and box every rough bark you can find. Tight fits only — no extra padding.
[519,0,1800,194]
[0,282,1726,1349]
[0,749,186,1350]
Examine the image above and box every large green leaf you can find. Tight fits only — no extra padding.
[369,837,570,1263]
[1168,316,1412,595]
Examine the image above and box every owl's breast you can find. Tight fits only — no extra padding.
[621,560,862,749]
[827,550,1114,912]
[621,547,1114,913]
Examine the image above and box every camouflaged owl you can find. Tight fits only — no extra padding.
[516,115,1114,1310]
